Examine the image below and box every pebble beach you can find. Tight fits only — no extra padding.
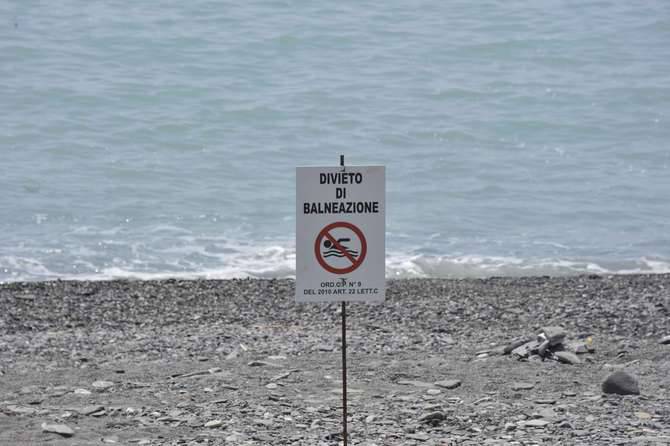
[1,274,669,445]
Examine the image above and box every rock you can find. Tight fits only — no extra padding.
[270,371,294,382]
[434,379,461,389]
[426,388,441,395]
[79,405,105,416]
[635,411,652,420]
[554,351,581,365]
[535,407,557,420]
[523,419,550,428]
[511,341,540,359]
[602,370,640,395]
[567,341,594,354]
[225,349,240,360]
[225,432,248,442]
[205,419,223,428]
[511,382,535,391]
[566,336,595,354]
[534,399,556,405]
[504,337,532,354]
[7,405,37,415]
[92,381,114,390]
[41,423,75,437]
[102,435,119,443]
[659,335,670,345]
[540,326,566,346]
[537,339,551,357]
[174,370,209,378]
[19,385,39,394]
[396,380,434,388]
[73,388,91,395]
[418,411,446,425]
[247,361,277,367]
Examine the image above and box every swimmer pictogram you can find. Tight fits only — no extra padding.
[314,221,367,275]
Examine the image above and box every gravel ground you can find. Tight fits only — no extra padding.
[1,274,669,445]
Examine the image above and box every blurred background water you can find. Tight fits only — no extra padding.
[2,1,669,282]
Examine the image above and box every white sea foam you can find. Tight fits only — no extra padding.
[2,248,669,284]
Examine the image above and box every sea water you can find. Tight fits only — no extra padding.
[2,1,669,282]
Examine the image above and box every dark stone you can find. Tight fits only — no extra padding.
[602,370,640,395]
[418,411,446,426]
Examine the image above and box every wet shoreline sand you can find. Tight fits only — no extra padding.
[1,275,669,445]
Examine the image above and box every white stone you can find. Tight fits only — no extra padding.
[205,419,223,428]
[92,380,114,390]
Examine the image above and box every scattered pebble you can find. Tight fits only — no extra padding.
[435,379,461,389]
[79,405,105,416]
[92,381,114,390]
[7,405,37,415]
[522,419,550,428]
[2,275,669,445]
[205,419,223,428]
[635,411,652,420]
[512,382,535,391]
[418,411,446,425]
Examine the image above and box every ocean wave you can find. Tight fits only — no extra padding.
[2,249,670,283]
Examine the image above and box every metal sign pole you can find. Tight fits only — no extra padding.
[339,154,348,446]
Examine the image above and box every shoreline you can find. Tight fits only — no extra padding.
[2,269,670,284]
[2,274,669,444]
[3,254,669,284]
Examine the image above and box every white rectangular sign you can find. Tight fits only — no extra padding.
[296,165,385,303]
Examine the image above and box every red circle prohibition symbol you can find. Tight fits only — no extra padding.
[314,221,367,275]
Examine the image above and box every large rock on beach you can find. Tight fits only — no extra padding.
[554,351,581,365]
[41,423,75,437]
[540,326,566,346]
[602,370,640,395]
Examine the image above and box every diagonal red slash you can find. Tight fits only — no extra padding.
[315,221,367,275]
[323,231,357,265]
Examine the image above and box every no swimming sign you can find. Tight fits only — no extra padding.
[296,164,385,303]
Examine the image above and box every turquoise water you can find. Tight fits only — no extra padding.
[2,1,670,282]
